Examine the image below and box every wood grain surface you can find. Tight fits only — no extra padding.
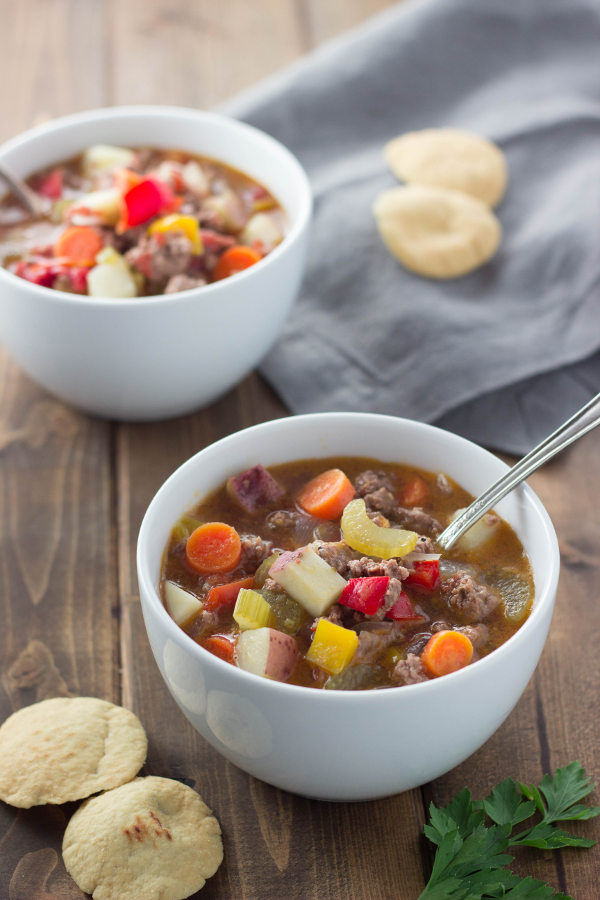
[0,1,598,898]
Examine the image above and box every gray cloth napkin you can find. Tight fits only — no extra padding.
[221,0,600,455]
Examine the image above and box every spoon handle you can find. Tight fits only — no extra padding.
[0,160,45,216]
[437,391,600,551]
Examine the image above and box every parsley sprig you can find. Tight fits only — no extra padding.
[419,761,600,899]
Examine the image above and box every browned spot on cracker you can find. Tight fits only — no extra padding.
[124,811,172,846]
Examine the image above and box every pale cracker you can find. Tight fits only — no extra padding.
[373,184,501,279]
[384,128,508,208]
[62,775,223,900]
[0,696,147,808]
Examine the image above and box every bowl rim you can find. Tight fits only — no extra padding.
[136,411,560,705]
[0,104,312,307]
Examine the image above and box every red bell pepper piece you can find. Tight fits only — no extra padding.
[386,591,424,621]
[118,177,180,231]
[404,559,440,590]
[204,576,254,613]
[13,260,56,287]
[338,576,389,616]
[37,168,63,199]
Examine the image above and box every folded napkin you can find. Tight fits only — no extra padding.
[222,0,600,455]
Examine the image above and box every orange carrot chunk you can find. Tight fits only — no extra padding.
[399,473,429,507]
[185,522,242,574]
[200,634,235,663]
[204,576,254,612]
[421,630,474,677]
[54,225,104,266]
[213,245,262,281]
[297,468,356,520]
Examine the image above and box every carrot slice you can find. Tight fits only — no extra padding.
[185,522,242,574]
[54,226,103,266]
[204,576,254,612]
[399,473,428,507]
[421,630,474,677]
[213,245,262,281]
[297,468,356,520]
[201,634,235,663]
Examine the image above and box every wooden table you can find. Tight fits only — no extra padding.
[1,2,598,897]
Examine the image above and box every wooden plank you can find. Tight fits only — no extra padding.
[107,0,310,108]
[0,0,105,141]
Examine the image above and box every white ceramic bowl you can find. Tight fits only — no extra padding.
[137,413,559,801]
[0,106,311,420]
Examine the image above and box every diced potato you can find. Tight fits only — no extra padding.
[204,190,247,231]
[82,144,136,176]
[87,250,138,298]
[233,588,272,631]
[450,508,500,551]
[164,581,203,626]
[69,188,121,226]
[269,546,346,617]
[240,213,283,252]
[305,619,358,675]
[236,627,298,681]
[182,160,209,197]
[341,499,419,558]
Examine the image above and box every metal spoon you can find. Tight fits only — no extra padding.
[0,160,48,217]
[437,390,600,551]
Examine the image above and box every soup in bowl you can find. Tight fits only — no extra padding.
[136,413,559,801]
[0,106,311,420]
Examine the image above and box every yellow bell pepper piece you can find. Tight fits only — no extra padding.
[233,588,272,631]
[148,214,203,254]
[341,498,419,559]
[305,619,358,675]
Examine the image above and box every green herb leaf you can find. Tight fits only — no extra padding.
[484,778,536,827]
[419,762,598,900]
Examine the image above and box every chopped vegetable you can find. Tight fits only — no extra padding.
[338,576,389,615]
[419,761,600,899]
[233,588,272,631]
[200,634,235,663]
[67,188,122,226]
[38,168,63,199]
[148,214,203,254]
[253,553,281,588]
[325,663,386,691]
[386,591,423,621]
[399,473,429,507]
[87,247,138,298]
[268,546,346,617]
[450,508,500,551]
[305,619,359,675]
[341,498,419,558]
[226,464,284,513]
[118,177,178,231]
[236,627,298,681]
[297,468,356,520]
[54,226,104,266]
[421,629,473,677]
[260,588,304,635]
[240,212,283,252]
[182,160,209,196]
[82,144,136,176]
[213,245,262,280]
[204,576,254,612]
[13,260,56,287]
[185,522,242,574]
[164,581,203,626]
[405,559,440,590]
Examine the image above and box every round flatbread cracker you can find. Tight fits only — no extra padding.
[384,128,508,208]
[62,775,223,900]
[373,184,501,279]
[0,697,147,808]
